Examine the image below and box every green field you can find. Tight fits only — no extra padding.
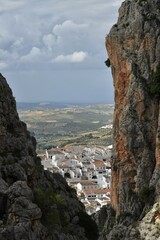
[18,103,114,149]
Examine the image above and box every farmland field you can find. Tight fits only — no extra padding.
[18,103,114,149]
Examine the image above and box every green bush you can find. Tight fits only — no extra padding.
[138,185,155,203]
[78,211,99,240]
[104,58,111,67]
[148,64,160,97]
[34,187,65,228]
[138,0,147,5]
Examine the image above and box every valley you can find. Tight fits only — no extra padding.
[18,103,114,149]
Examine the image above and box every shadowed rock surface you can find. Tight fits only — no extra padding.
[95,0,160,239]
[0,73,98,240]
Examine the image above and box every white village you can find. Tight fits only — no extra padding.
[38,145,112,215]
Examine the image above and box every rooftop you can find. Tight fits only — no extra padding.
[93,160,106,167]
[67,179,97,185]
[84,189,110,195]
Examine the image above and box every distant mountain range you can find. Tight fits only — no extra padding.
[17,101,111,109]
[17,102,69,109]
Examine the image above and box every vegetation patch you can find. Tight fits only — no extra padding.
[104,58,111,67]
[138,0,147,6]
[18,104,114,149]
[142,13,157,21]
[78,211,99,240]
[34,187,66,229]
[138,185,155,203]
[148,64,160,98]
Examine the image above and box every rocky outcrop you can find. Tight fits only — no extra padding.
[0,74,98,240]
[106,0,160,216]
[97,0,160,239]
[138,202,160,240]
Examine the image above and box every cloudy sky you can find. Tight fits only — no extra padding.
[1,0,123,103]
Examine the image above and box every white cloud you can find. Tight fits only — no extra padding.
[0,49,10,59]
[53,51,88,63]
[0,0,25,13]
[42,34,57,52]
[12,37,24,48]
[0,0,123,71]
[2,0,123,103]
[20,47,42,62]
[53,20,88,35]
[0,62,8,70]
[51,20,89,53]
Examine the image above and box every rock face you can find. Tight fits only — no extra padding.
[107,0,160,215]
[0,74,98,240]
[96,0,160,239]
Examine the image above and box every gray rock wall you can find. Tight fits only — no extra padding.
[0,74,98,240]
[97,0,160,239]
[106,0,160,215]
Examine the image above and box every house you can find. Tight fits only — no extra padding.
[97,175,110,189]
[94,188,110,199]
[67,179,79,190]
[105,161,111,169]
[103,176,111,189]
[68,179,98,192]
[65,159,82,168]
[83,190,97,201]
[93,160,107,174]
[76,180,99,192]
[84,189,110,202]
[82,168,96,180]
[41,159,54,172]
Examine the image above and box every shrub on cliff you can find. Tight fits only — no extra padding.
[148,64,160,98]
[104,58,111,67]
[34,187,66,229]
[78,211,99,240]
[138,185,155,203]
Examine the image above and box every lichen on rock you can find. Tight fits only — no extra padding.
[138,201,160,240]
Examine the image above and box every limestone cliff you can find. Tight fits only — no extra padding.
[0,74,98,240]
[95,0,160,239]
[106,0,160,216]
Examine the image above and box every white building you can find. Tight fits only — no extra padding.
[76,180,99,192]
[83,189,110,202]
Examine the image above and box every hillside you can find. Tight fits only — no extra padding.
[18,104,113,149]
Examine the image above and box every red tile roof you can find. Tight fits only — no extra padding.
[93,160,106,167]
[84,189,110,195]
